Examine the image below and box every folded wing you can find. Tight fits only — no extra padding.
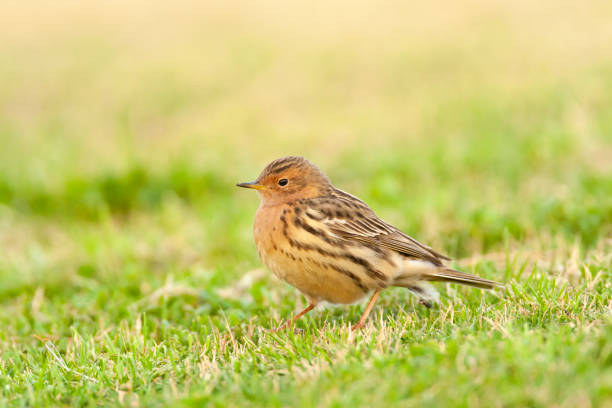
[309,191,451,266]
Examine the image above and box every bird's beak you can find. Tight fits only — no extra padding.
[236,181,265,190]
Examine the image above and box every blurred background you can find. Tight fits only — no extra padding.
[1,2,612,405]
[1,0,611,294]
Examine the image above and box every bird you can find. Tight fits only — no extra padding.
[237,156,501,331]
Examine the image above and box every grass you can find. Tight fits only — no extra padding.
[1,0,612,406]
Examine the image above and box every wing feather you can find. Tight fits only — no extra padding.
[313,191,450,265]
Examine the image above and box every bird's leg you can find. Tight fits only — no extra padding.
[351,290,381,331]
[275,303,316,331]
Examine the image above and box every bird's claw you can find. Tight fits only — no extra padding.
[419,299,433,308]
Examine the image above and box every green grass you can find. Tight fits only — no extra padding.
[1,1,612,406]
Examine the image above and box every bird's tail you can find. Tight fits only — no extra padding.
[421,267,501,290]
[393,260,501,303]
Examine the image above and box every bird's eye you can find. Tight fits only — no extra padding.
[278,178,288,186]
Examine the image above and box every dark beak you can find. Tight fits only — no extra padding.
[236,181,265,190]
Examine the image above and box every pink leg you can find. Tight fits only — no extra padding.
[275,303,316,331]
[351,290,381,331]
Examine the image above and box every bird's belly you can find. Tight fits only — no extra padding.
[252,202,395,304]
[259,248,370,304]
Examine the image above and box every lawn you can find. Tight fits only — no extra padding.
[1,1,611,406]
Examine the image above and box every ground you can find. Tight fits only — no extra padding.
[0,1,611,406]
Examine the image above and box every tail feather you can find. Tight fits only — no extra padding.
[423,267,501,290]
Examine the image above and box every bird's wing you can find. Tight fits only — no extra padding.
[307,192,450,265]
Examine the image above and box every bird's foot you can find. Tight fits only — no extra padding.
[419,299,433,308]
[351,322,366,331]
[270,322,304,335]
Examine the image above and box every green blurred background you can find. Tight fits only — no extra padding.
[2,1,610,268]
[1,1,611,406]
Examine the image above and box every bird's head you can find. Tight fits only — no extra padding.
[237,156,332,205]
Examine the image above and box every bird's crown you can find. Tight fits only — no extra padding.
[237,156,333,205]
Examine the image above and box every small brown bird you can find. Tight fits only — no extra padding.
[237,156,500,330]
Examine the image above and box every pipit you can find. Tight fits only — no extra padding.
[237,156,500,331]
